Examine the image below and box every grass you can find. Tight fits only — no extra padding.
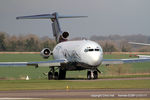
[0,79,150,91]
[0,54,150,79]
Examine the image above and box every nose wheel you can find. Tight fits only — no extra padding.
[87,70,98,80]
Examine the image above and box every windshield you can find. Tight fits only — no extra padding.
[84,48,101,52]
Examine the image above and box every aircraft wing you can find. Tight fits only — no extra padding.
[128,42,150,46]
[102,58,150,65]
[0,59,68,67]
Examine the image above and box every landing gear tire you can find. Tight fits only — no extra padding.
[54,72,59,80]
[48,72,53,80]
[87,71,91,80]
[59,69,66,80]
[87,70,98,80]
[93,71,98,79]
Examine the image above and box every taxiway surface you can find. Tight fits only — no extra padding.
[0,89,150,99]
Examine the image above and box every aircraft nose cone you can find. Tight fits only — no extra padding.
[88,52,103,66]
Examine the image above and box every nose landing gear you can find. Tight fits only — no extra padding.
[87,69,99,80]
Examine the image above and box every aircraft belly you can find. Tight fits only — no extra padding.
[64,62,98,71]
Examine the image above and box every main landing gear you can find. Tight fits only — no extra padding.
[87,70,100,80]
[48,67,66,80]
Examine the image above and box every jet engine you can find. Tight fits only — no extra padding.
[59,31,69,42]
[62,31,69,39]
[40,48,52,59]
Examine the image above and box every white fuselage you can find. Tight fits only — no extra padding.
[53,40,103,70]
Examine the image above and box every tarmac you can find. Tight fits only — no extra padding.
[0,89,150,99]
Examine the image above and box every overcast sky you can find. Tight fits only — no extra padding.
[0,0,150,38]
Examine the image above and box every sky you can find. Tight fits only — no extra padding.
[0,0,150,38]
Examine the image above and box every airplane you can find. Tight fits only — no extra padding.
[128,42,150,58]
[1,12,150,80]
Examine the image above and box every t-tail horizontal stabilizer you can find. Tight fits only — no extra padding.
[16,14,87,20]
[16,12,87,43]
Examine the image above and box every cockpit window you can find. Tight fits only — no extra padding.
[95,49,99,51]
[89,49,94,51]
[84,48,101,52]
[84,49,89,52]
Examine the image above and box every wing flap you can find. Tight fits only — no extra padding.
[37,63,60,67]
[27,59,67,67]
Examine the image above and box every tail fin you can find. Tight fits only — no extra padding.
[16,12,87,43]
